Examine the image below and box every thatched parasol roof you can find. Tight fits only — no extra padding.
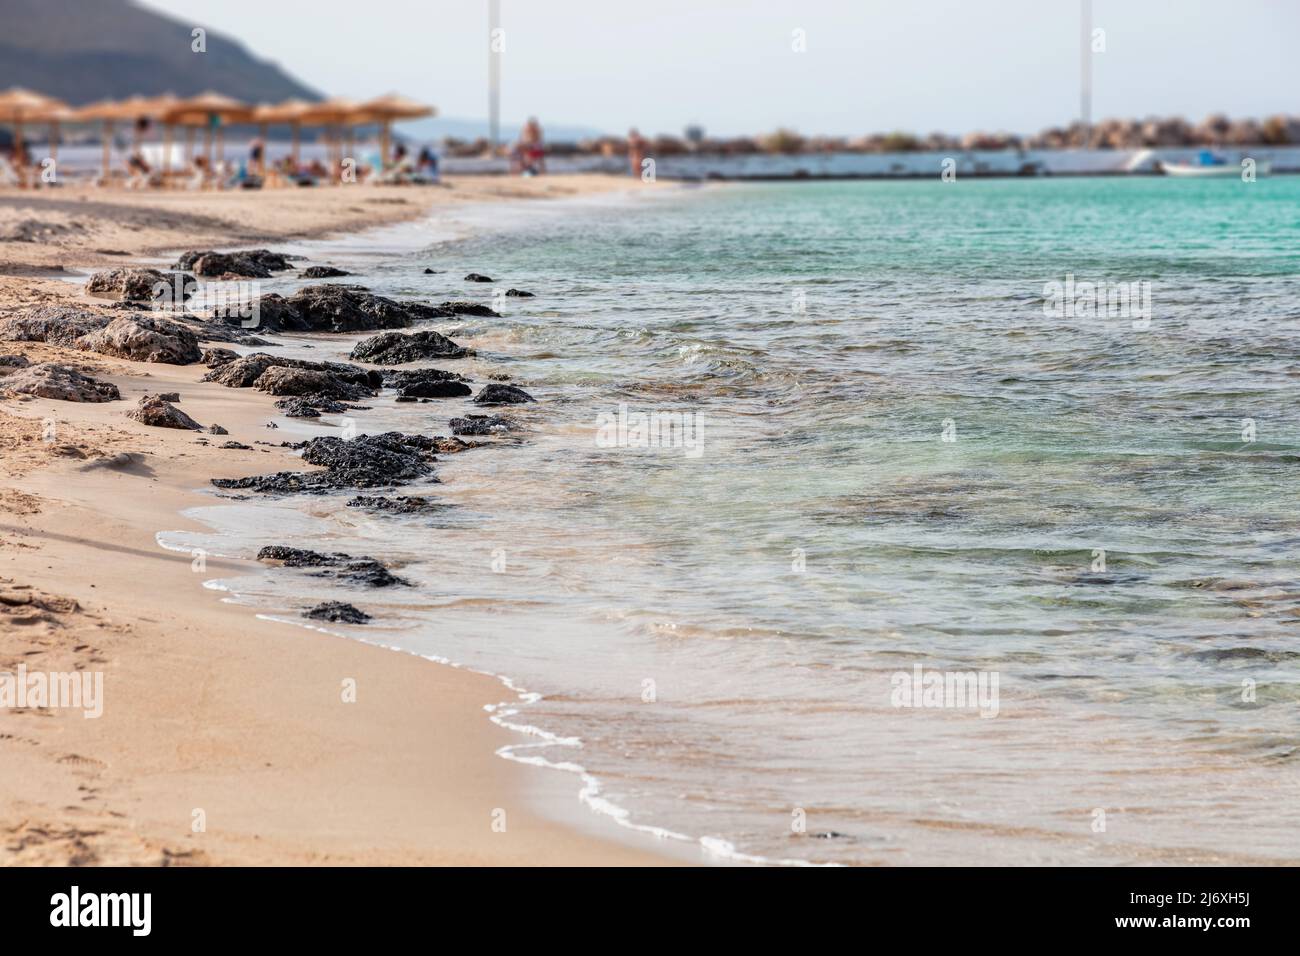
[162,91,253,126]
[0,87,71,123]
[356,93,435,121]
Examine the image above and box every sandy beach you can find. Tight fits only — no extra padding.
[0,175,681,866]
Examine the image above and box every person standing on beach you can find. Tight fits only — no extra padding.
[627,128,647,178]
[518,117,545,175]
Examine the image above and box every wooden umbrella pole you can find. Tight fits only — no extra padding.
[101,119,111,183]
[162,124,173,183]
[204,123,213,188]
[381,120,390,170]
[291,122,300,170]
[15,120,27,187]
[259,122,268,175]
[49,121,58,166]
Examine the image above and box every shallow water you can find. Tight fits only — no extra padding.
[164,178,1300,864]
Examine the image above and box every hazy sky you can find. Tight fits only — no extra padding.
[139,0,1300,138]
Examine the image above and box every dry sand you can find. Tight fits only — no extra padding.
[0,175,684,865]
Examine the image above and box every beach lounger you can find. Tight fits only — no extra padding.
[0,156,22,186]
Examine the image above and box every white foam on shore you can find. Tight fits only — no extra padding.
[239,608,829,866]
[154,435,832,866]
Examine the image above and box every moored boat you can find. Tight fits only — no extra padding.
[1159,150,1271,177]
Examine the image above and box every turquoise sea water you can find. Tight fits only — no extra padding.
[170,177,1300,864]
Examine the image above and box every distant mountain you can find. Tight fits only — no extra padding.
[0,0,321,105]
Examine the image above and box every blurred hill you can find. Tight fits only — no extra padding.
[0,0,321,104]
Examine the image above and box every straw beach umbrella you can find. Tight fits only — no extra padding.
[0,88,71,176]
[298,97,369,182]
[73,99,126,179]
[251,98,314,173]
[74,94,179,181]
[163,91,252,171]
[357,93,435,169]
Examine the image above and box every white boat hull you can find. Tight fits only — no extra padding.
[1161,160,1271,178]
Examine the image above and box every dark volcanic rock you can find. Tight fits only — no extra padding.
[203,353,286,388]
[381,367,468,386]
[202,347,239,367]
[404,302,459,321]
[220,441,252,450]
[0,355,31,370]
[282,285,419,333]
[196,253,272,279]
[382,368,472,399]
[213,432,438,495]
[464,273,493,282]
[78,315,202,365]
[174,248,296,274]
[247,287,460,333]
[300,266,351,279]
[505,288,535,297]
[253,366,375,401]
[472,383,536,405]
[205,353,381,390]
[399,380,472,399]
[304,601,371,624]
[171,251,209,271]
[237,249,297,271]
[235,292,310,334]
[256,545,409,587]
[207,424,228,435]
[299,432,437,479]
[277,397,356,416]
[346,495,444,514]
[257,545,340,567]
[213,471,330,494]
[437,300,501,318]
[349,329,469,364]
[0,306,111,346]
[449,414,516,436]
[175,312,274,345]
[332,561,409,588]
[423,267,438,274]
[186,252,274,279]
[0,363,120,402]
[86,268,196,303]
[127,396,202,430]
[273,398,321,418]
[0,306,200,364]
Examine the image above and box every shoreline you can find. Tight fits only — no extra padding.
[0,175,691,865]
